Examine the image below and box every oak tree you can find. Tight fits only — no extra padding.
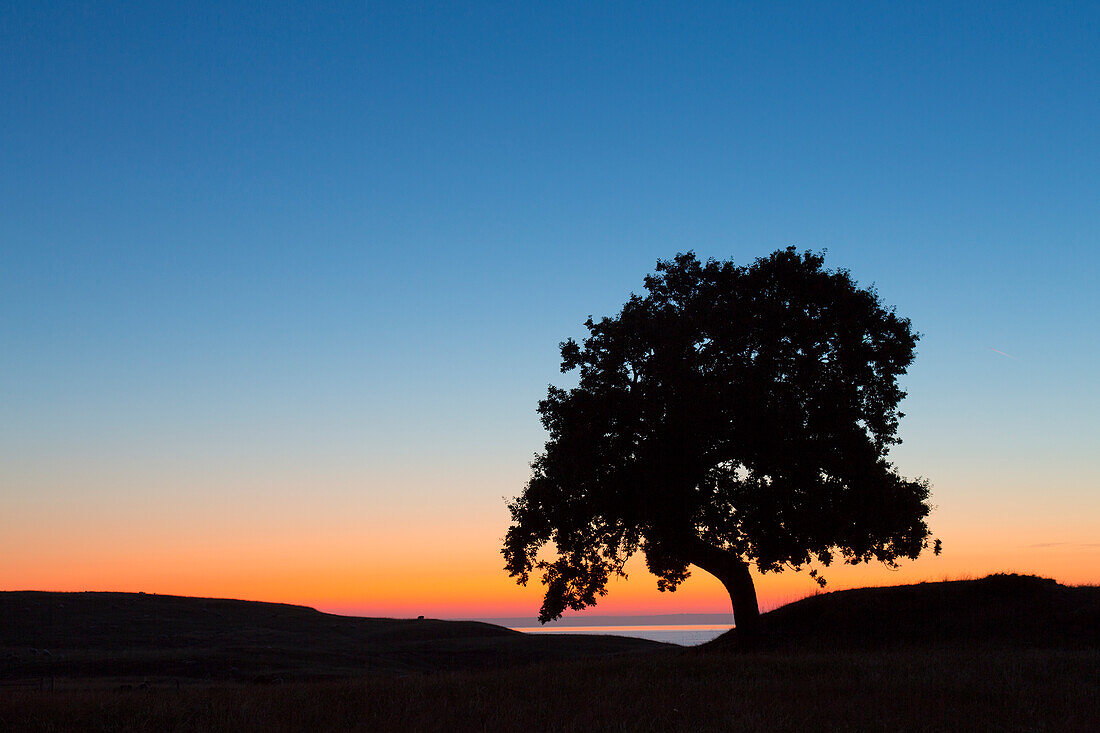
[503,248,935,634]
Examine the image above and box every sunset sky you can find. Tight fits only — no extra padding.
[3,2,1098,620]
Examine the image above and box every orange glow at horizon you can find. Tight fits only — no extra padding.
[4,525,1097,620]
[4,467,1098,620]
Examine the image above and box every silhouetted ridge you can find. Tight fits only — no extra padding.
[708,574,1099,650]
[1,591,513,651]
[1,591,667,683]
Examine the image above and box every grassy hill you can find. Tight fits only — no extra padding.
[709,573,1100,650]
[0,591,664,684]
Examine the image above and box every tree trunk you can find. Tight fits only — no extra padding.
[687,538,761,639]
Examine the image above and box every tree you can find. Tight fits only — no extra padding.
[503,248,936,636]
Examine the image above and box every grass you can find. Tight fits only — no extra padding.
[3,647,1098,731]
[3,575,1099,730]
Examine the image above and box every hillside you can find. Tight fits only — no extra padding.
[709,573,1100,650]
[4,579,1099,731]
[0,591,665,684]
[5,574,1097,688]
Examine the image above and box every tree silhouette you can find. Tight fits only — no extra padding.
[503,248,935,635]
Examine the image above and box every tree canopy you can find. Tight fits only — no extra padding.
[503,248,935,630]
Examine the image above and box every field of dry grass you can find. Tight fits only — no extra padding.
[4,646,1098,731]
[4,576,1098,731]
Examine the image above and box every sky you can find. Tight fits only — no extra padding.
[2,1,1098,620]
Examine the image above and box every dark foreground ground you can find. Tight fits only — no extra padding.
[2,575,1098,731]
[3,646,1098,732]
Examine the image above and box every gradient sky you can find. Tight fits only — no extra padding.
[2,2,1098,619]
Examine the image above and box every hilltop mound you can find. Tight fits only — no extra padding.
[0,591,666,684]
[708,573,1100,650]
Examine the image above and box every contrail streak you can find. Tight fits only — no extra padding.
[989,347,1020,360]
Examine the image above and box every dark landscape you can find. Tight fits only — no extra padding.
[0,591,665,684]
[3,574,1098,731]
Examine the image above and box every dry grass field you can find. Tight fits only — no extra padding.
[3,575,1098,731]
[3,646,1098,732]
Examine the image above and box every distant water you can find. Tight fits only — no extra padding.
[510,624,732,646]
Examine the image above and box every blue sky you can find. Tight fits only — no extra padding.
[2,2,1098,614]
